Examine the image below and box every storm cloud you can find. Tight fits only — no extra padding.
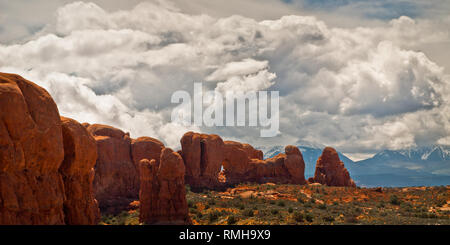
[0,0,449,157]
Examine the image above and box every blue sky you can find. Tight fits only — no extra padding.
[282,0,436,19]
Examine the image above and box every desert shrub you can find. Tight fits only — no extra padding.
[322,215,335,222]
[277,200,285,207]
[318,203,327,210]
[390,195,401,205]
[344,214,358,223]
[293,212,303,222]
[227,215,237,224]
[400,202,413,212]
[242,209,254,217]
[269,200,276,205]
[219,201,231,208]
[436,197,447,207]
[415,212,437,219]
[101,211,138,225]
[208,199,216,205]
[304,212,313,222]
[271,209,279,215]
[187,200,194,208]
[288,207,294,213]
[257,209,268,217]
[435,186,447,193]
[204,204,210,210]
[415,206,427,213]
[208,211,221,222]
[312,193,323,199]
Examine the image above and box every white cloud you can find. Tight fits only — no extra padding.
[0,1,449,154]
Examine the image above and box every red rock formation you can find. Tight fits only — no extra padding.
[224,141,263,160]
[139,148,191,224]
[180,132,225,189]
[224,145,306,185]
[131,136,164,167]
[138,159,158,224]
[223,141,306,184]
[180,133,306,186]
[222,141,263,184]
[86,124,139,214]
[0,73,65,224]
[253,150,304,184]
[223,144,307,185]
[242,145,307,184]
[249,154,287,183]
[311,147,356,187]
[284,145,307,184]
[60,117,100,225]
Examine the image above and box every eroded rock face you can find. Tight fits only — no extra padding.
[222,143,306,185]
[222,141,263,185]
[131,137,164,168]
[138,159,157,224]
[86,124,139,214]
[60,117,100,225]
[250,153,290,183]
[139,148,191,224]
[180,133,306,186]
[284,145,307,184]
[180,132,225,189]
[225,144,306,184]
[311,147,356,187]
[0,73,65,224]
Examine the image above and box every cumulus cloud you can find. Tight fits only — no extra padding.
[0,1,449,155]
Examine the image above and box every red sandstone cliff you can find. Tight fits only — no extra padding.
[86,124,139,214]
[0,72,66,224]
[60,117,100,224]
[310,147,356,187]
[180,132,225,189]
[139,148,191,224]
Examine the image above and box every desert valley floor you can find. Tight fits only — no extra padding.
[102,183,450,225]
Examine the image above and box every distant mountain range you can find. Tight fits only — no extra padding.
[258,142,450,187]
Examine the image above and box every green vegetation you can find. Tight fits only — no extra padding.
[101,210,140,225]
[185,183,450,225]
[101,183,450,225]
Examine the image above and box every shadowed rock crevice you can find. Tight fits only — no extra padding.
[60,117,100,225]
